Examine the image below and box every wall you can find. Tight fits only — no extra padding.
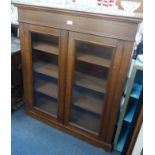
[132,124,143,155]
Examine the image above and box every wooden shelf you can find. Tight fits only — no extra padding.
[75,72,106,93]
[33,61,58,78]
[35,97,57,116]
[33,42,59,55]
[35,81,57,98]
[73,91,103,115]
[71,106,101,133]
[77,53,111,68]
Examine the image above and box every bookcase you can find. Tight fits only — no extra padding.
[16,3,142,151]
[114,58,143,154]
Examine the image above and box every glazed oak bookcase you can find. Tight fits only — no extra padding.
[16,3,142,152]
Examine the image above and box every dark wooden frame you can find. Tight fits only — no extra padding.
[19,23,68,124]
[16,3,142,152]
[64,32,124,140]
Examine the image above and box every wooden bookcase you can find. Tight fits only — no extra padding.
[15,3,142,152]
[114,58,143,154]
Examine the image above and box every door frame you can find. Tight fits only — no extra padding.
[19,23,68,123]
[64,32,124,140]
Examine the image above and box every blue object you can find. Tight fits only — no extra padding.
[124,103,137,123]
[12,107,120,155]
[115,122,130,152]
[130,83,142,99]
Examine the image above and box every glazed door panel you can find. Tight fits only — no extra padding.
[64,32,123,136]
[20,23,67,122]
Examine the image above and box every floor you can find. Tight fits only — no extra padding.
[11,107,120,155]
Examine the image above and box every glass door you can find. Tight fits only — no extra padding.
[65,32,118,135]
[32,31,59,117]
[26,25,64,120]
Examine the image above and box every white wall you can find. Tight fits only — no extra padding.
[132,124,143,155]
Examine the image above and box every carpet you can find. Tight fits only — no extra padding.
[11,107,120,155]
